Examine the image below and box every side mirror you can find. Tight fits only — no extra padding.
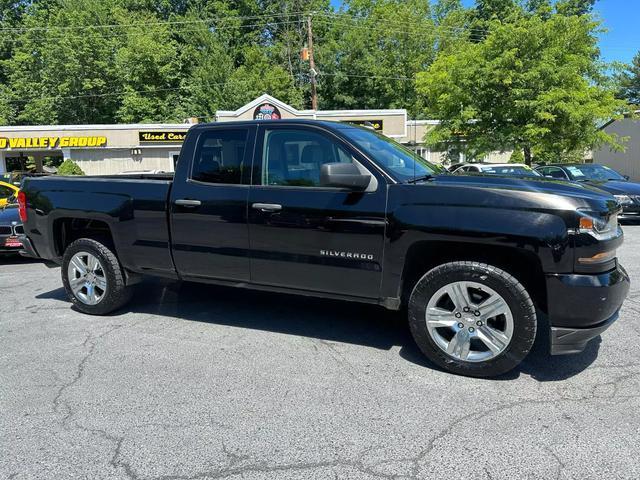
[320,163,371,191]
[624,175,630,181]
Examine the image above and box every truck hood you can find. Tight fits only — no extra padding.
[405,174,619,216]
[581,179,640,196]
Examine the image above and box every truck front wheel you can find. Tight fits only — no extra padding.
[408,261,537,377]
[61,238,133,315]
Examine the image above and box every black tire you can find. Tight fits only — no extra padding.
[61,238,133,315]
[408,261,536,377]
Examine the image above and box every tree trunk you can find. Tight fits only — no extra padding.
[523,145,532,166]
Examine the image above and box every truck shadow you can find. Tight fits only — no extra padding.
[0,255,43,266]
[37,278,600,382]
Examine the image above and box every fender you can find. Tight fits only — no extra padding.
[380,182,578,301]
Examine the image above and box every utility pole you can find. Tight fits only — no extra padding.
[306,15,318,110]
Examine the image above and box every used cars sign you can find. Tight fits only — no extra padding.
[139,131,187,143]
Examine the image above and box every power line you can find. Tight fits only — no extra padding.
[0,9,491,42]
[0,11,312,33]
[0,19,308,44]
[5,70,424,105]
[7,85,195,103]
[0,18,488,46]
[319,72,416,82]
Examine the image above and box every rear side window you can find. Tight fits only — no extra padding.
[260,128,353,187]
[191,129,249,184]
[0,185,13,197]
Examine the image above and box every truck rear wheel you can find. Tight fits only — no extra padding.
[61,238,133,315]
[408,261,537,377]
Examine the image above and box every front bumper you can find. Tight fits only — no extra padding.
[546,264,630,355]
[550,311,619,355]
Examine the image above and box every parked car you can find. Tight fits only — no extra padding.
[452,163,542,177]
[18,120,629,377]
[0,180,19,208]
[536,164,640,218]
[0,198,24,254]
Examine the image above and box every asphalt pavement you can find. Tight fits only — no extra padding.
[1,227,640,479]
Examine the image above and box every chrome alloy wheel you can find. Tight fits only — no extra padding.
[425,281,514,363]
[67,252,107,305]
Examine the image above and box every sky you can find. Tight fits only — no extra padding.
[459,0,639,64]
[330,0,639,65]
[593,0,639,64]
[461,0,639,64]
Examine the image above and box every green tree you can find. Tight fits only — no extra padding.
[3,0,182,125]
[316,0,437,115]
[416,13,625,164]
[4,0,122,124]
[475,0,518,22]
[555,0,596,16]
[113,9,182,122]
[433,0,463,24]
[618,51,640,106]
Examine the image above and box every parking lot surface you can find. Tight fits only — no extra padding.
[2,228,640,480]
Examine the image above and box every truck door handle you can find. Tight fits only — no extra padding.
[175,199,202,207]
[252,203,282,212]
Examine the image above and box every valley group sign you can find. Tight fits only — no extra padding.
[0,136,107,149]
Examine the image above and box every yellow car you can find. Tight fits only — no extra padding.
[0,181,19,208]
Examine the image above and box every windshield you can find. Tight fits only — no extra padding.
[565,164,625,181]
[340,127,441,181]
[479,165,541,177]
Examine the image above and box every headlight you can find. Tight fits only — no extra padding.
[578,211,620,241]
[614,194,633,206]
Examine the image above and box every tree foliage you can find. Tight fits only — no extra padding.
[0,0,623,163]
[416,7,624,164]
[57,159,85,175]
[618,51,640,106]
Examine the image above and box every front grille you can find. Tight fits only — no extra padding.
[13,225,24,235]
[0,226,11,235]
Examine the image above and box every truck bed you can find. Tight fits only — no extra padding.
[20,175,176,275]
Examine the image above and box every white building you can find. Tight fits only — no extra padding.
[0,94,512,176]
[593,116,640,181]
[0,123,191,175]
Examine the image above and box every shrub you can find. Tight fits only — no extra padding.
[509,149,525,164]
[57,160,85,176]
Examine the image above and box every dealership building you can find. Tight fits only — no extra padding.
[0,94,510,176]
[0,123,190,176]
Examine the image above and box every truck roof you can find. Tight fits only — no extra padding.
[192,119,368,131]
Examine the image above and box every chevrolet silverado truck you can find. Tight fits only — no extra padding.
[18,120,630,377]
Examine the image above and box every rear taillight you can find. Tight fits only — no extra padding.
[17,191,27,222]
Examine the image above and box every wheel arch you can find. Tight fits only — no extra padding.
[52,216,116,258]
[400,240,548,314]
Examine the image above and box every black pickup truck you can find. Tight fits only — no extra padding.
[18,120,630,377]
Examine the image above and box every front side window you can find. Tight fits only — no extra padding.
[0,185,13,197]
[261,128,353,187]
[340,126,439,182]
[191,129,248,184]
